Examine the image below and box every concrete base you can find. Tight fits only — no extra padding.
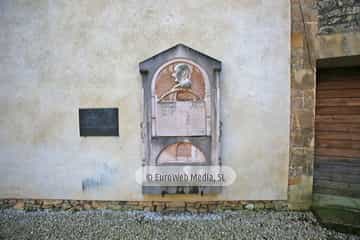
[312,207,360,235]
[312,194,360,235]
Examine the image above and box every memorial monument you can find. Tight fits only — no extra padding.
[139,44,222,194]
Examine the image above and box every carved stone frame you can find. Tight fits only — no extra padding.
[139,44,222,195]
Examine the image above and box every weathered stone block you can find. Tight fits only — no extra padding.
[290,147,305,165]
[273,201,288,211]
[264,202,274,209]
[83,203,92,210]
[186,207,198,214]
[91,201,106,209]
[143,206,155,211]
[288,176,302,186]
[155,205,165,212]
[185,202,195,207]
[198,207,208,213]
[291,128,314,148]
[292,32,304,48]
[138,201,153,207]
[292,97,304,110]
[126,201,139,206]
[153,201,165,207]
[62,201,72,210]
[254,202,265,210]
[245,204,255,210]
[41,200,54,207]
[293,69,315,90]
[166,202,186,208]
[291,49,306,69]
[165,207,185,213]
[69,200,79,207]
[14,200,24,210]
[293,110,314,129]
[223,201,239,207]
[208,204,218,212]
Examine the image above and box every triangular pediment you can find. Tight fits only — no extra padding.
[139,44,221,73]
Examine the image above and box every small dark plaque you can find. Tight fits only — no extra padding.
[79,108,119,136]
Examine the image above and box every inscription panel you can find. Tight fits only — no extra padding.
[79,108,119,136]
[154,101,207,136]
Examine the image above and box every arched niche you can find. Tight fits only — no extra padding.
[150,59,211,137]
[157,142,206,165]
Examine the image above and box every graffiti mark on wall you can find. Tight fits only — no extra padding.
[81,163,116,192]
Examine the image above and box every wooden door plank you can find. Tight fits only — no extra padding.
[317,98,360,106]
[316,132,360,141]
[316,147,360,158]
[317,106,360,115]
[316,115,360,124]
[316,139,360,150]
[315,123,360,133]
[317,89,360,98]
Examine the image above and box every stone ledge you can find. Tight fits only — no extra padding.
[0,199,288,213]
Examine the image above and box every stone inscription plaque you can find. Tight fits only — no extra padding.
[79,108,119,136]
[154,101,207,136]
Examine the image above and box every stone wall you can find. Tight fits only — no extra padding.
[289,0,317,210]
[317,0,360,34]
[288,0,360,210]
[0,199,288,213]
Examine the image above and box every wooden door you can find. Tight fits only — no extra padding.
[314,67,360,198]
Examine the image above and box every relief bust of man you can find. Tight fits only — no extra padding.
[158,63,200,102]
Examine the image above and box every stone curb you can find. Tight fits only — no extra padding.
[0,199,289,213]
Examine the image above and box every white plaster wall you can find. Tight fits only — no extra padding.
[0,0,290,200]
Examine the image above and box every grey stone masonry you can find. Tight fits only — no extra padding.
[317,0,360,34]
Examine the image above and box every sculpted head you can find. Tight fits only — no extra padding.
[172,63,192,83]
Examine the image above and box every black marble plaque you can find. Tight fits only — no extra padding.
[79,108,119,136]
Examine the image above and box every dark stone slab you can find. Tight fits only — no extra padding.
[79,108,119,136]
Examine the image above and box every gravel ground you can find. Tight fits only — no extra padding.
[0,209,359,240]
